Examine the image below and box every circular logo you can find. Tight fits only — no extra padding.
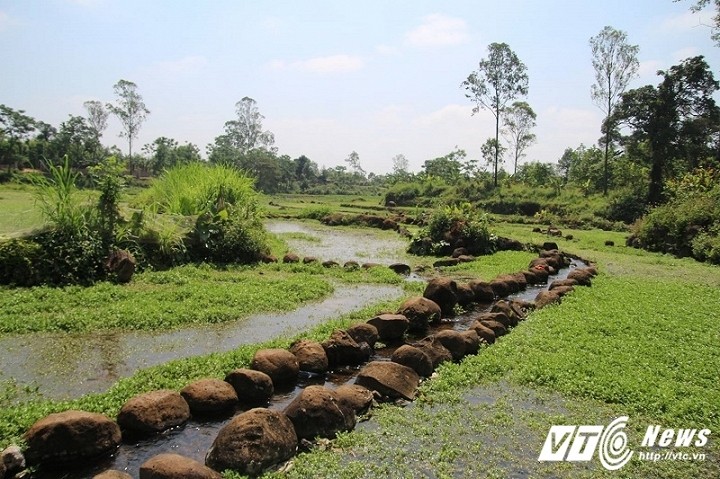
[599,416,634,470]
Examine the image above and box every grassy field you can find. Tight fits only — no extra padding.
[0,185,45,239]
[1,189,718,477]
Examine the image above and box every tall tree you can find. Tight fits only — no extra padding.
[83,100,109,141]
[502,101,537,174]
[222,97,275,154]
[344,151,365,178]
[462,42,529,187]
[107,80,150,159]
[589,26,639,195]
[611,56,720,204]
[0,105,37,169]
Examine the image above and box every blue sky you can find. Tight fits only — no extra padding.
[1,0,718,173]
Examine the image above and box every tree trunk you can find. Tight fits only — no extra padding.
[494,113,499,187]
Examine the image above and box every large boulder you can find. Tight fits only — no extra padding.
[461,330,481,355]
[423,277,458,315]
[567,268,593,286]
[23,410,121,466]
[489,279,512,298]
[251,348,299,388]
[205,408,297,476]
[105,249,136,283]
[468,280,495,302]
[140,453,221,479]
[224,368,274,405]
[411,335,453,369]
[180,379,238,416]
[434,329,468,361]
[345,323,379,349]
[282,253,300,263]
[355,361,420,401]
[396,297,441,332]
[1,445,25,476]
[476,312,513,328]
[455,283,475,307]
[289,339,329,375]
[117,390,190,436]
[478,319,508,337]
[366,313,409,341]
[388,263,411,275]
[283,386,356,440]
[334,385,374,415]
[322,330,370,368]
[390,344,434,377]
[535,290,562,309]
[549,278,578,290]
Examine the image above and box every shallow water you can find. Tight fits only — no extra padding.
[266,220,411,265]
[0,283,403,400]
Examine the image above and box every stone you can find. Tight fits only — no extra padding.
[461,330,481,355]
[388,263,411,275]
[455,283,475,307]
[117,390,190,436]
[396,296,441,332]
[468,280,495,302]
[282,253,300,263]
[343,261,360,270]
[534,290,562,309]
[489,279,511,298]
[433,258,461,268]
[289,339,329,374]
[423,277,458,316]
[549,278,578,290]
[283,386,356,440]
[334,384,374,414]
[322,330,370,368]
[469,322,496,344]
[355,361,420,401]
[180,378,238,415]
[140,453,221,479]
[542,242,559,251]
[567,268,593,286]
[367,313,409,341]
[476,311,513,328]
[302,256,318,264]
[479,319,508,337]
[451,247,469,258]
[345,323,379,349]
[411,335,453,369]
[251,348,300,388]
[434,329,468,361]
[105,249,136,283]
[94,471,133,479]
[322,260,340,268]
[205,408,297,476]
[1,445,25,474]
[224,368,274,405]
[23,410,121,466]
[390,344,434,377]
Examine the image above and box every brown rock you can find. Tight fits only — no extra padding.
[535,290,561,309]
[283,386,355,440]
[457,255,476,263]
[23,410,121,466]
[388,263,411,275]
[105,249,136,283]
[117,390,190,436]
[205,408,297,476]
[282,253,300,263]
[469,322,496,344]
[423,277,458,315]
[552,285,575,297]
[367,313,409,341]
[224,368,274,405]
[489,280,511,298]
[549,278,578,290]
[2,444,25,475]
[434,329,468,361]
[180,379,238,415]
[94,471,133,479]
[491,301,521,325]
[334,384,374,414]
[468,280,495,302]
[494,275,521,294]
[289,339,329,374]
[396,297,441,332]
[343,260,360,270]
[433,258,461,268]
[455,283,475,307]
[390,344,434,377]
[140,453,221,479]
[567,268,593,286]
[355,361,420,401]
[451,247,469,258]
[302,256,318,264]
[476,311,513,328]
[251,348,299,387]
[322,330,370,368]
[346,323,379,348]
[411,335,453,369]
[461,330,481,355]
[322,260,340,268]
[479,319,508,337]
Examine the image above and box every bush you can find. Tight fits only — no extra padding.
[408,204,493,256]
[603,188,648,224]
[385,182,421,206]
[0,239,42,286]
[188,210,269,264]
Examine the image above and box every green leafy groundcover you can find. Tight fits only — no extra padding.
[0,264,333,335]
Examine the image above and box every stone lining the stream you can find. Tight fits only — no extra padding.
[11,247,596,479]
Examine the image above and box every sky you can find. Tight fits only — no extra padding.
[1,0,718,174]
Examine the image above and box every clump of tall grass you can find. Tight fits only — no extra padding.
[138,163,260,219]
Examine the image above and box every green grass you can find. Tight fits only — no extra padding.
[0,185,47,239]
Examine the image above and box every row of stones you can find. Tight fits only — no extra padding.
[11,246,596,479]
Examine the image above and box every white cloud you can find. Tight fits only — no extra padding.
[268,54,365,74]
[404,14,470,47]
[672,46,699,62]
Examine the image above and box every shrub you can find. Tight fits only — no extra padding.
[187,209,269,264]
[603,188,648,224]
[0,239,42,286]
[409,204,493,256]
[385,182,422,206]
